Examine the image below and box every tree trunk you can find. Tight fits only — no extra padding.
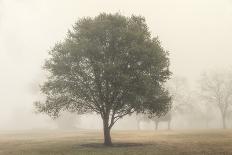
[155,121,159,131]
[222,114,226,129]
[103,118,112,146]
[205,120,209,128]
[168,120,171,130]
[136,120,141,130]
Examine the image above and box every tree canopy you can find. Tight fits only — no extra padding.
[35,13,172,146]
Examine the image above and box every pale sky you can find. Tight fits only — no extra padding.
[0,0,232,129]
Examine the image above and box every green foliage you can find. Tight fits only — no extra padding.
[35,13,171,129]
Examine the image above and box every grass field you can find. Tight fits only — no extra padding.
[0,129,232,155]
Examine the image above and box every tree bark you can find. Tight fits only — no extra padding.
[103,117,112,146]
[222,114,226,129]
[168,120,171,130]
[136,119,141,130]
[155,121,159,131]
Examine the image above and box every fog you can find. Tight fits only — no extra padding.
[0,0,232,130]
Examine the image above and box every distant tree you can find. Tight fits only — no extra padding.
[135,76,191,131]
[200,71,232,129]
[34,13,171,146]
[199,104,215,128]
[152,112,172,130]
[156,76,193,130]
[167,76,193,114]
[135,112,171,130]
[135,114,144,130]
[135,114,150,130]
[55,112,80,130]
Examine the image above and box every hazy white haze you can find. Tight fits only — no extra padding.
[0,0,232,130]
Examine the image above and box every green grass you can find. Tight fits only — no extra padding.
[0,129,232,155]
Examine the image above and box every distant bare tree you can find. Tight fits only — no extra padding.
[135,114,144,130]
[55,112,80,130]
[167,76,193,115]
[135,112,171,130]
[201,105,215,128]
[200,70,232,129]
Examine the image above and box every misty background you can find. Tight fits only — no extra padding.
[0,0,232,130]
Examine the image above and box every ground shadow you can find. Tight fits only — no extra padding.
[80,142,149,148]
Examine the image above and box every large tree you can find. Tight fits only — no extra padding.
[35,13,171,146]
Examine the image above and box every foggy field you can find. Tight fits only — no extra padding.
[1,1,232,154]
[0,129,232,155]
